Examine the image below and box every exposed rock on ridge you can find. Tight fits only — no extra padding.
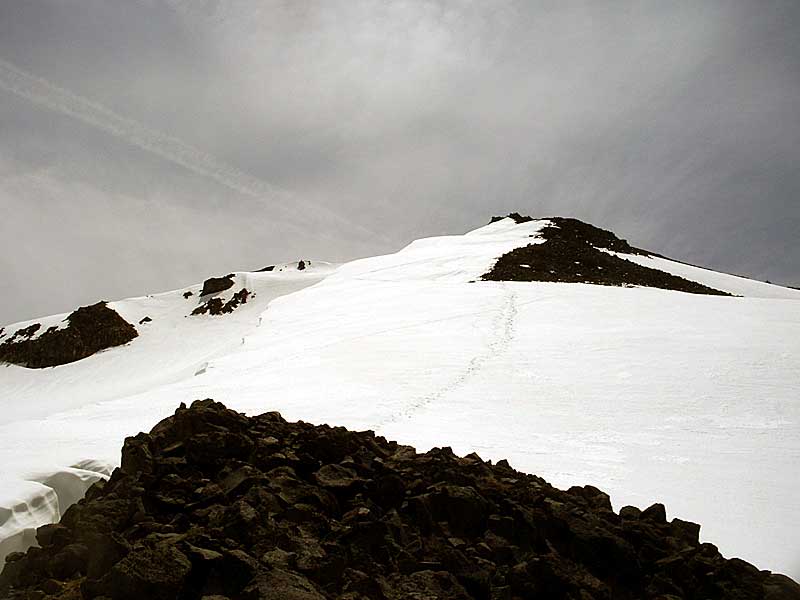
[484,215,730,295]
[0,302,138,369]
[200,275,236,297]
[2,400,796,599]
[490,213,533,225]
[191,289,252,316]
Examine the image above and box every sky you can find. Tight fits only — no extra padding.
[1,0,798,324]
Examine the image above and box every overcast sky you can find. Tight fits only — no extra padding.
[1,1,798,324]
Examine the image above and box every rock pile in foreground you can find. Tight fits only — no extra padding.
[2,400,797,600]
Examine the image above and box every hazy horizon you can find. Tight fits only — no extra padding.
[2,1,799,324]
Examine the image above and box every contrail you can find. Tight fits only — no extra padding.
[0,58,377,240]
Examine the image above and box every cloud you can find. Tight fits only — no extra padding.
[0,1,798,322]
[0,57,378,241]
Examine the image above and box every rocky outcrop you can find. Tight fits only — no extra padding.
[0,302,138,368]
[191,289,251,316]
[490,213,533,225]
[4,323,42,341]
[200,275,236,297]
[255,261,310,273]
[484,217,730,295]
[2,400,796,599]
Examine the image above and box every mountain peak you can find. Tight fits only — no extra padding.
[482,216,729,295]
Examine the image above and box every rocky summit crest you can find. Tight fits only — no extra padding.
[484,215,730,295]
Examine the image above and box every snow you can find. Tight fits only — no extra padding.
[601,249,800,299]
[0,264,337,422]
[0,468,106,566]
[0,261,336,562]
[1,218,798,580]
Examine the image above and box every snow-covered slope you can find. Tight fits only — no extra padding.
[0,260,336,563]
[602,249,800,299]
[1,218,799,579]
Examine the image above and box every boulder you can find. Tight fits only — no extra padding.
[88,544,191,600]
[200,275,235,297]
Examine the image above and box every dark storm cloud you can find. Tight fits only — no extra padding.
[1,1,798,323]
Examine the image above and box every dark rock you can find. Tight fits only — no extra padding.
[262,548,297,570]
[220,465,267,497]
[83,532,131,579]
[0,302,138,368]
[185,543,223,564]
[642,502,668,523]
[183,291,194,298]
[192,297,224,316]
[670,517,701,545]
[120,432,154,475]
[217,549,260,594]
[382,570,472,600]
[185,430,254,463]
[369,473,407,508]
[138,316,152,324]
[2,400,794,600]
[428,485,489,537]
[89,544,191,600]
[242,568,325,600]
[619,505,641,520]
[568,519,639,582]
[36,523,71,549]
[483,216,731,295]
[50,543,89,579]
[490,213,533,224]
[314,463,361,491]
[3,552,24,563]
[298,260,307,271]
[10,323,41,339]
[567,485,613,511]
[764,573,800,599]
[192,288,251,316]
[41,579,65,595]
[200,275,235,297]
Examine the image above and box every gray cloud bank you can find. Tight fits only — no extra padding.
[1,1,798,323]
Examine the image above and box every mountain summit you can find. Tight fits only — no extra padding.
[1,216,799,583]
